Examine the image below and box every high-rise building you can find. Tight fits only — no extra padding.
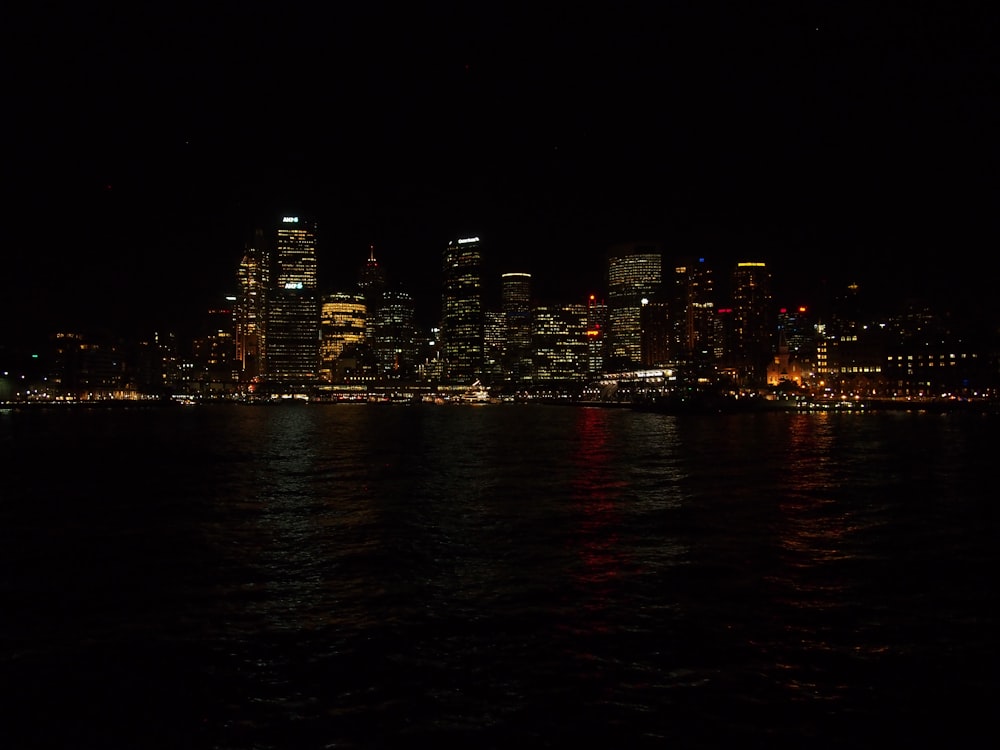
[235,228,269,383]
[441,236,484,382]
[501,272,532,382]
[731,261,774,382]
[319,292,366,382]
[586,294,608,376]
[266,215,319,388]
[531,303,588,383]
[670,257,715,362]
[483,310,507,383]
[358,245,387,341]
[372,287,417,377]
[607,243,662,370]
[639,299,671,367]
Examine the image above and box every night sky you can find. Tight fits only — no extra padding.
[6,2,998,340]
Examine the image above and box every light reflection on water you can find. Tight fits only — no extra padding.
[0,405,995,748]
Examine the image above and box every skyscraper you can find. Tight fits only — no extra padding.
[501,272,532,382]
[319,292,366,382]
[670,257,715,363]
[531,303,588,383]
[731,261,774,382]
[639,298,670,367]
[586,294,608,377]
[441,236,483,382]
[372,287,417,378]
[235,228,269,384]
[266,215,319,389]
[607,243,662,370]
[357,245,387,342]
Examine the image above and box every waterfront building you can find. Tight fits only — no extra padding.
[607,243,662,370]
[372,287,417,378]
[766,330,809,387]
[441,236,484,382]
[730,261,774,383]
[670,257,715,362]
[776,306,817,372]
[266,215,319,388]
[483,309,507,383]
[639,298,671,367]
[320,292,366,382]
[532,303,588,383]
[191,300,238,395]
[358,245,387,341]
[234,228,269,383]
[502,272,532,382]
[586,294,608,376]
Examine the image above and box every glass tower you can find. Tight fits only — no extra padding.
[501,272,532,382]
[731,261,774,382]
[441,236,484,382]
[607,243,662,370]
[319,292,366,382]
[235,227,270,384]
[670,257,715,363]
[266,215,319,388]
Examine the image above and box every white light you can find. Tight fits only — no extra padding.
[282,216,299,223]
[457,236,480,244]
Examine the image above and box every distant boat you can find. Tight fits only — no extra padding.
[455,379,491,404]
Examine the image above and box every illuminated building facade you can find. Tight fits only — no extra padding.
[441,236,483,382]
[235,228,269,382]
[731,261,774,382]
[586,295,608,376]
[319,292,366,382]
[607,243,662,369]
[531,303,588,382]
[777,306,816,372]
[372,287,417,377]
[670,257,715,362]
[502,272,532,382]
[266,215,319,387]
[483,310,507,382]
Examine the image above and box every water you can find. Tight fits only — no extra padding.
[1,404,996,748]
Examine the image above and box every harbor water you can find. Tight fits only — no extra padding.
[1,403,996,748]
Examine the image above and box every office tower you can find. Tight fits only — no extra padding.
[235,228,269,382]
[670,257,715,362]
[731,261,774,382]
[501,272,532,382]
[320,292,366,382]
[586,294,608,377]
[607,242,662,370]
[358,245,387,341]
[639,299,670,367]
[531,303,588,382]
[777,306,816,367]
[483,310,507,382]
[266,215,319,388]
[441,236,483,382]
[372,287,417,377]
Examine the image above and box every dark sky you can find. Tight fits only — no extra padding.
[6,2,998,339]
